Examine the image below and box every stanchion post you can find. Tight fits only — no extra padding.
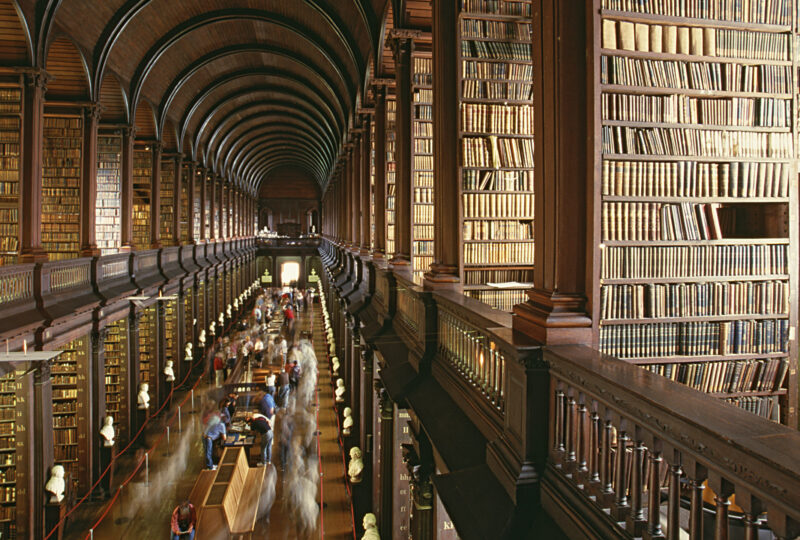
[178,406,182,433]
[145,452,150,486]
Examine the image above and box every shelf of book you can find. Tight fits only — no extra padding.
[204,175,211,239]
[0,84,21,266]
[370,116,375,248]
[458,0,535,312]
[132,148,152,250]
[197,279,206,334]
[180,165,189,243]
[412,53,434,280]
[163,299,178,386]
[96,130,122,254]
[386,96,396,255]
[184,287,194,351]
[592,0,797,424]
[193,170,202,241]
[138,306,157,414]
[52,336,89,494]
[104,319,129,443]
[160,158,175,242]
[0,372,15,537]
[42,116,82,261]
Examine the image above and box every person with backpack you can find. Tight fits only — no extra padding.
[246,413,273,466]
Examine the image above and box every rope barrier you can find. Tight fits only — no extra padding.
[42,297,255,540]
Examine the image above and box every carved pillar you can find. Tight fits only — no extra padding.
[216,177,223,241]
[513,0,592,344]
[33,362,54,539]
[372,82,388,259]
[172,155,182,245]
[80,104,102,256]
[425,0,461,289]
[186,161,196,243]
[199,168,207,241]
[388,32,417,266]
[19,70,49,262]
[376,382,394,539]
[90,329,108,491]
[127,311,143,434]
[150,142,163,249]
[352,132,362,251]
[120,127,136,251]
[360,347,374,456]
[208,173,216,241]
[360,111,372,254]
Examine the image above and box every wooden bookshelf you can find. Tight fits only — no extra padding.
[204,175,211,240]
[386,96,396,255]
[132,148,152,250]
[193,171,202,241]
[96,130,122,254]
[0,371,16,538]
[104,318,129,443]
[184,286,194,353]
[412,53,434,281]
[592,0,798,424]
[458,0,535,311]
[0,84,21,266]
[197,278,206,335]
[52,336,90,494]
[180,164,189,243]
[42,116,82,261]
[138,306,157,414]
[370,116,376,248]
[160,158,175,242]
[163,299,178,389]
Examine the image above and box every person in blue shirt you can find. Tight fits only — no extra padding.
[218,398,231,425]
[203,419,226,470]
[259,389,276,418]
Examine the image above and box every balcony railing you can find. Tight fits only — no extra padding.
[321,238,800,540]
[0,264,34,305]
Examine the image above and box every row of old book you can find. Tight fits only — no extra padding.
[602,19,789,61]
[599,319,789,359]
[463,192,534,218]
[602,93,792,127]
[463,241,534,265]
[600,0,791,26]
[602,201,732,241]
[462,135,534,168]
[461,0,532,17]
[601,56,792,93]
[461,103,533,134]
[599,279,789,319]
[645,357,788,394]
[462,80,532,101]
[602,160,791,198]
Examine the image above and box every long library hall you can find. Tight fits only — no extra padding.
[0,0,799,539]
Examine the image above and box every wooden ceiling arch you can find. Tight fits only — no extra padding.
[44,36,91,101]
[204,105,337,170]
[248,156,328,190]
[0,0,31,66]
[23,0,392,191]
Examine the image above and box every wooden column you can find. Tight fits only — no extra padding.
[216,177,223,240]
[187,161,197,243]
[208,173,216,241]
[80,104,101,256]
[425,0,461,289]
[90,329,107,492]
[513,0,592,344]
[389,31,417,266]
[19,70,48,263]
[172,155,182,245]
[372,82,388,259]
[233,189,240,237]
[351,132,362,251]
[149,142,162,249]
[120,126,135,251]
[360,111,372,254]
[199,168,207,242]
[376,384,394,539]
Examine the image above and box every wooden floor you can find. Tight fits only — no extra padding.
[63,302,355,540]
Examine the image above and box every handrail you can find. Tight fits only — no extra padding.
[46,258,92,292]
[0,264,34,305]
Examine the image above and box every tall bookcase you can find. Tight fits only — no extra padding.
[160,158,175,242]
[52,336,90,494]
[96,130,122,254]
[592,0,797,424]
[138,306,157,413]
[386,96,397,255]
[184,287,194,354]
[370,116,376,248]
[180,165,189,243]
[104,318,129,443]
[203,175,211,239]
[0,83,21,266]
[412,53,435,281]
[458,0,535,312]
[132,148,152,250]
[42,116,82,261]
[163,299,178,382]
[193,173,202,241]
[0,371,16,537]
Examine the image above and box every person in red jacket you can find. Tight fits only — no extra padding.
[170,500,196,539]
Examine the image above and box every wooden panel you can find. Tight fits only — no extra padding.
[259,166,320,199]
[98,73,127,123]
[0,0,29,66]
[44,37,90,100]
[134,99,156,140]
[162,120,178,151]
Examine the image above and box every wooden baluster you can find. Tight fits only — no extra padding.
[626,436,646,537]
[708,476,734,540]
[564,394,576,473]
[612,427,630,520]
[742,514,758,540]
[667,452,682,540]
[645,449,664,539]
[553,390,565,465]
[589,410,600,487]
[599,417,614,508]
[575,400,588,484]
[685,463,707,540]
[735,491,763,540]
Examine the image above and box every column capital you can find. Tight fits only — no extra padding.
[83,102,104,121]
[22,68,51,91]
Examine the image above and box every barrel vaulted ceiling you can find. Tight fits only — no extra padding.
[6,0,392,194]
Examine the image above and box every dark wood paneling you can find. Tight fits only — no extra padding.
[0,0,29,66]
[44,37,90,101]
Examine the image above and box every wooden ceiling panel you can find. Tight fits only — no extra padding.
[134,99,157,140]
[98,72,127,123]
[162,119,178,151]
[44,36,90,101]
[259,166,320,199]
[0,0,30,66]
[53,0,127,65]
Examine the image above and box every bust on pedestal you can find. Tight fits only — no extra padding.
[348,447,363,483]
[342,407,353,435]
[44,465,67,540]
[99,416,115,498]
[335,379,345,402]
